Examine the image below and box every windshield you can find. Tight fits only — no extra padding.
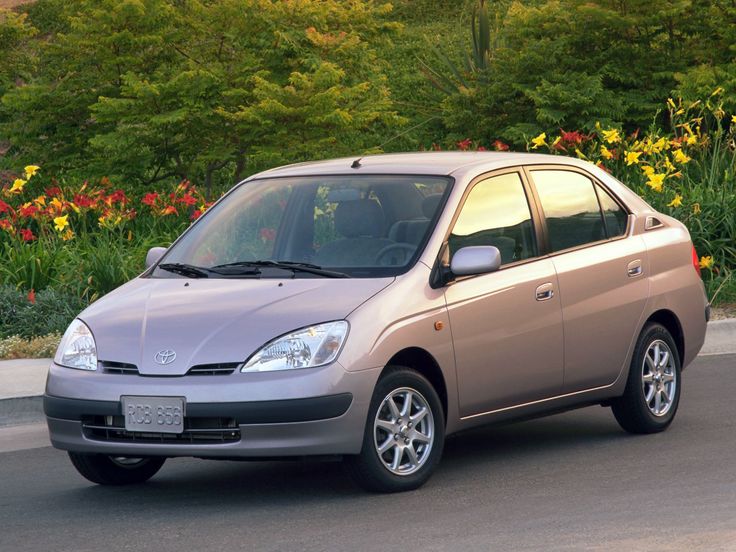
[154,175,452,278]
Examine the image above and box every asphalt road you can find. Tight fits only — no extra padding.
[2,354,735,552]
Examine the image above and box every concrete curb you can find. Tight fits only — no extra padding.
[0,396,44,427]
[0,319,734,428]
[700,319,736,356]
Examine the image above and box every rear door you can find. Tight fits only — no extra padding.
[443,169,564,417]
[525,167,649,392]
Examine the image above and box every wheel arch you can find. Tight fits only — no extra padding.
[644,309,685,365]
[383,347,448,423]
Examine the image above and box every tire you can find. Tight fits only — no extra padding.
[68,452,166,485]
[611,323,682,434]
[346,367,445,493]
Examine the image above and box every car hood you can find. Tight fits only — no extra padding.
[79,276,394,375]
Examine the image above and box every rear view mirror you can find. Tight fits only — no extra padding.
[145,247,167,269]
[450,246,501,276]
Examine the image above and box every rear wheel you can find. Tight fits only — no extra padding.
[611,323,681,434]
[346,367,445,492]
[68,452,166,485]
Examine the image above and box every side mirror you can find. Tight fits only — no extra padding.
[145,246,167,269]
[450,246,501,277]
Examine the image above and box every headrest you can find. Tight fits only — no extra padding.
[422,194,443,219]
[335,199,385,238]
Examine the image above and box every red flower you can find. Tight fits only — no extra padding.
[142,192,159,206]
[457,138,473,151]
[190,209,202,221]
[595,161,611,173]
[27,289,36,304]
[106,189,127,205]
[0,199,10,214]
[259,227,276,241]
[19,204,38,218]
[476,145,487,151]
[161,205,178,216]
[74,193,96,209]
[559,129,588,145]
[45,186,62,198]
[492,140,510,151]
[20,228,35,242]
[0,219,12,231]
[178,193,197,206]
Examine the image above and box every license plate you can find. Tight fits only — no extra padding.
[121,396,185,434]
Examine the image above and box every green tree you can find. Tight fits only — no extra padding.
[0,0,402,188]
[432,0,725,145]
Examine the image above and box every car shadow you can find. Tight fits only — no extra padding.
[52,408,630,511]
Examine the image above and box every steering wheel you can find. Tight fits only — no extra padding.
[375,243,417,266]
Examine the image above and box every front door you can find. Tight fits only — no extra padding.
[443,171,564,418]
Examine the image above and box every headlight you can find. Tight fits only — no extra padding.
[242,321,349,372]
[54,319,98,371]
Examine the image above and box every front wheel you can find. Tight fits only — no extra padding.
[68,452,166,485]
[611,323,681,434]
[346,367,445,492]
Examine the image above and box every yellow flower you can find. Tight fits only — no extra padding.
[686,134,698,146]
[574,148,587,159]
[667,98,677,110]
[600,145,613,159]
[673,149,691,164]
[667,194,683,208]
[53,215,69,232]
[551,136,562,148]
[641,165,655,177]
[61,228,75,241]
[646,173,666,192]
[664,156,676,173]
[9,178,26,193]
[33,195,46,207]
[692,203,701,214]
[699,256,713,270]
[732,115,736,125]
[601,128,621,144]
[711,87,724,97]
[531,132,547,149]
[625,151,642,165]
[24,165,40,179]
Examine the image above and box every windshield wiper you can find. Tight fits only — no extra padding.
[158,263,212,278]
[212,260,349,278]
[158,262,261,278]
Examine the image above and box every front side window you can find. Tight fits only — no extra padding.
[531,170,606,252]
[155,175,451,278]
[448,172,537,265]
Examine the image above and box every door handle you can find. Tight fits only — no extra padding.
[535,283,554,301]
[627,260,643,277]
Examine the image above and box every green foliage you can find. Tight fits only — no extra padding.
[0,285,85,338]
[432,0,736,145]
[0,0,402,187]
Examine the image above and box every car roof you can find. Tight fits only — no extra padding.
[247,151,652,213]
[252,152,565,178]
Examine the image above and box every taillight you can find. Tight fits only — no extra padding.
[692,245,701,277]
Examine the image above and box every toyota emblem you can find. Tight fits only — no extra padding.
[154,349,177,365]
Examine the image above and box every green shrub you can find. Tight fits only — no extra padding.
[0,285,87,338]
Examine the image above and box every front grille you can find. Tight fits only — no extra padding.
[82,415,240,444]
[100,361,139,375]
[186,362,241,376]
[101,361,240,376]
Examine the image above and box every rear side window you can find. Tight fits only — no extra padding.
[596,185,628,238]
[531,170,606,252]
[449,172,537,265]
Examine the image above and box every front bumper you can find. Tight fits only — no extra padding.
[44,361,381,458]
